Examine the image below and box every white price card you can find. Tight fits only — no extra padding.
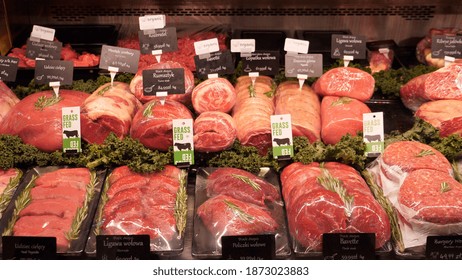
[139,15,166,30]
[62,106,81,154]
[31,25,55,41]
[194,38,220,56]
[284,38,309,54]
[271,114,294,159]
[173,119,194,166]
[230,39,256,53]
[363,112,384,157]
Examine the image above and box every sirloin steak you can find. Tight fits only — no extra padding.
[193,111,236,152]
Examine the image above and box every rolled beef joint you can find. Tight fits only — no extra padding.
[0,90,89,152]
[192,77,236,114]
[81,82,142,144]
[0,81,19,123]
[193,111,236,152]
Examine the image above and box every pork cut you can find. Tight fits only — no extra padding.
[313,67,375,102]
[274,81,321,143]
[400,63,462,111]
[192,78,236,114]
[193,111,236,152]
[197,194,279,237]
[205,167,280,207]
[129,61,195,105]
[0,90,89,152]
[130,99,193,151]
[81,82,142,144]
[321,96,371,145]
[0,81,19,123]
[415,99,462,137]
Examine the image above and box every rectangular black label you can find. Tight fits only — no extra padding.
[2,236,57,260]
[221,234,275,260]
[194,50,235,79]
[241,51,280,76]
[323,233,375,260]
[26,38,62,60]
[142,68,185,95]
[96,235,150,260]
[0,56,19,82]
[331,34,367,60]
[285,53,323,78]
[426,236,462,260]
[139,27,178,55]
[99,45,140,74]
[431,35,462,59]
[34,60,74,85]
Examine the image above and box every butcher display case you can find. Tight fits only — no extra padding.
[0,0,462,261]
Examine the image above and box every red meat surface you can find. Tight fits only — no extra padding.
[192,78,236,114]
[193,111,236,152]
[0,168,19,195]
[34,167,91,189]
[415,99,462,137]
[0,81,19,123]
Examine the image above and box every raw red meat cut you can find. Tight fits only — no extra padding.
[274,81,321,143]
[0,168,20,195]
[0,90,89,152]
[233,76,275,155]
[399,169,462,225]
[0,81,19,123]
[321,96,371,144]
[206,167,280,207]
[193,111,236,152]
[197,194,279,237]
[415,99,462,137]
[368,50,394,73]
[281,162,390,251]
[192,78,236,114]
[34,167,91,189]
[400,63,462,111]
[129,61,195,105]
[313,67,375,102]
[81,82,142,144]
[130,99,193,151]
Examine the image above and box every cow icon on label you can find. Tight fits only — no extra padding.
[364,134,381,142]
[63,130,79,138]
[174,142,191,151]
[273,138,291,146]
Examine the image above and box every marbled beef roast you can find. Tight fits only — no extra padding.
[193,111,236,152]
[192,77,236,114]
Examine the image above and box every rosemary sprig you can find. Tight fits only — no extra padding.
[263,81,276,98]
[96,84,111,96]
[440,182,451,193]
[143,101,156,117]
[331,97,353,106]
[248,84,256,98]
[34,95,62,111]
[93,174,111,236]
[65,171,97,241]
[0,169,23,219]
[174,170,188,236]
[415,149,435,157]
[316,168,354,218]
[362,170,404,252]
[231,174,261,191]
[2,175,36,236]
[224,199,254,223]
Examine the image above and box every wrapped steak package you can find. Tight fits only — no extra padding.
[0,168,23,220]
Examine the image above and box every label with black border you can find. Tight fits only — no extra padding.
[431,35,462,59]
[139,27,178,55]
[96,235,150,260]
[34,60,73,85]
[323,233,375,260]
[221,235,275,260]
[331,34,366,60]
[241,51,280,76]
[142,68,185,95]
[2,236,57,260]
[285,53,323,78]
[194,50,234,79]
[99,45,140,74]
[426,236,462,260]
[26,38,62,60]
[0,56,19,82]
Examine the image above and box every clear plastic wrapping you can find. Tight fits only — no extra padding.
[0,168,23,220]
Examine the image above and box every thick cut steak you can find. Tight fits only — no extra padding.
[321,96,371,144]
[193,111,236,152]
[129,61,195,105]
[0,90,89,152]
[313,67,375,102]
[415,99,462,137]
[81,82,142,144]
[274,81,321,143]
[130,99,193,151]
[192,78,236,114]
[197,194,278,237]
[0,81,19,123]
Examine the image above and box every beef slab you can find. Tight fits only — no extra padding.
[415,99,462,137]
[193,111,236,152]
[0,81,19,123]
[192,77,236,114]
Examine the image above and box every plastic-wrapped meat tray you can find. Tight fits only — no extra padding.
[0,166,106,257]
[192,167,291,259]
[0,168,23,221]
